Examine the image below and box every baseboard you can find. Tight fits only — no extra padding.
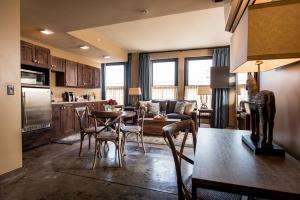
[0,167,24,185]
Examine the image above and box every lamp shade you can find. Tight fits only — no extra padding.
[230,0,300,73]
[128,87,141,96]
[198,86,212,95]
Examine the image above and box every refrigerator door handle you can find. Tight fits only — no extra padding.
[22,91,28,126]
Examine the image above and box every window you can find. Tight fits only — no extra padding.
[152,59,177,100]
[105,63,124,105]
[237,73,248,109]
[184,58,213,108]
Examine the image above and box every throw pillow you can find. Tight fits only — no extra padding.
[184,102,195,115]
[139,101,151,112]
[147,102,160,114]
[174,102,185,115]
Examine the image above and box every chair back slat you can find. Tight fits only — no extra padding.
[74,106,88,131]
[162,120,196,200]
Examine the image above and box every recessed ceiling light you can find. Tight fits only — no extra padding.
[103,55,111,59]
[40,29,54,35]
[80,45,90,50]
[140,9,149,14]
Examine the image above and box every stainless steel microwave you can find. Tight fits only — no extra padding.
[21,69,46,85]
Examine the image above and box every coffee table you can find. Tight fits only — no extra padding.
[143,118,181,136]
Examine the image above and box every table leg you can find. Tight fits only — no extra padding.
[198,112,201,127]
[192,183,197,200]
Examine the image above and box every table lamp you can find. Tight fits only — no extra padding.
[128,87,141,107]
[197,86,212,109]
[229,0,300,156]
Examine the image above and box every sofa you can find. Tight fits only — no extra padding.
[138,100,198,131]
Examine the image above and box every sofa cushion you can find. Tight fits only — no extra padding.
[174,102,185,114]
[139,101,151,112]
[184,102,196,115]
[144,112,156,118]
[152,100,168,113]
[167,113,191,120]
[167,100,177,114]
[147,102,160,114]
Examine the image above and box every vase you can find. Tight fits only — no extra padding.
[105,105,116,111]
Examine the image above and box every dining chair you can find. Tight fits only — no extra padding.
[121,108,146,153]
[162,120,242,200]
[75,106,103,157]
[90,111,124,169]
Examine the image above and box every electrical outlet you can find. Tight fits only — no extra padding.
[7,85,14,95]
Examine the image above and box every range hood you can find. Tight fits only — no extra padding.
[230,0,300,73]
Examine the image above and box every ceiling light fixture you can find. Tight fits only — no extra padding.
[103,55,111,59]
[80,45,90,50]
[40,29,54,35]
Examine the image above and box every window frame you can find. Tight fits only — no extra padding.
[104,62,125,87]
[184,56,213,86]
[151,58,178,86]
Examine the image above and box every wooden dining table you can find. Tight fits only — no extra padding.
[192,128,300,200]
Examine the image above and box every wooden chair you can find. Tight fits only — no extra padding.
[162,120,242,200]
[90,111,124,168]
[75,106,103,157]
[121,108,146,153]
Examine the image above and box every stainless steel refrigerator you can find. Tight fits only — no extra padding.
[21,87,52,132]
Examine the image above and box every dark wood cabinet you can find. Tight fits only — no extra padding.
[65,60,78,87]
[77,63,84,87]
[21,41,35,65]
[84,65,94,87]
[21,41,50,68]
[34,46,50,68]
[94,67,101,88]
[62,104,75,135]
[51,56,65,72]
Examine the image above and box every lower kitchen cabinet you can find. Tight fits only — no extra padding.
[22,101,106,151]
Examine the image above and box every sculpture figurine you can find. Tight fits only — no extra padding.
[247,74,276,148]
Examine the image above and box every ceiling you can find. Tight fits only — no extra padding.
[21,0,229,61]
[94,7,232,52]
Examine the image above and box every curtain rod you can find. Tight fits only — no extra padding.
[135,45,230,54]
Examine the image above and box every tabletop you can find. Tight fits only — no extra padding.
[192,128,300,200]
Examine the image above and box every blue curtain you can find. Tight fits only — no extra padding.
[211,47,230,128]
[101,63,106,100]
[138,53,151,100]
[124,53,132,106]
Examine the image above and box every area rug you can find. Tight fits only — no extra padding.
[52,131,195,147]
[52,134,81,145]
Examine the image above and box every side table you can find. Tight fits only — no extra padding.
[198,108,213,127]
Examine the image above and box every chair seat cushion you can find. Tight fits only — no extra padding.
[167,113,191,120]
[96,131,118,140]
[84,126,104,133]
[121,125,141,133]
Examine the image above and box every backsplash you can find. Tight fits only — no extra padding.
[50,72,101,102]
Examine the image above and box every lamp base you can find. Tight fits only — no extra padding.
[242,134,285,156]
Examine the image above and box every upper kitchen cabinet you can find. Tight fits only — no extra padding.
[21,41,35,66]
[94,67,101,88]
[51,56,65,72]
[84,65,94,87]
[21,41,50,68]
[56,60,77,87]
[77,63,84,87]
[65,60,78,87]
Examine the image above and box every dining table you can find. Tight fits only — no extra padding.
[192,128,300,200]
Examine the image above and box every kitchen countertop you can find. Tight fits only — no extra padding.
[52,100,106,105]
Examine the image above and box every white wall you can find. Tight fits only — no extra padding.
[0,0,22,175]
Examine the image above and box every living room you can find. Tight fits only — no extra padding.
[1,0,300,200]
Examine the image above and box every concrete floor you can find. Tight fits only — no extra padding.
[0,138,194,200]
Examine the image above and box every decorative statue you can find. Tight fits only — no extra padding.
[246,74,276,148]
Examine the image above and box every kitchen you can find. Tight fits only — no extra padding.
[20,39,105,150]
